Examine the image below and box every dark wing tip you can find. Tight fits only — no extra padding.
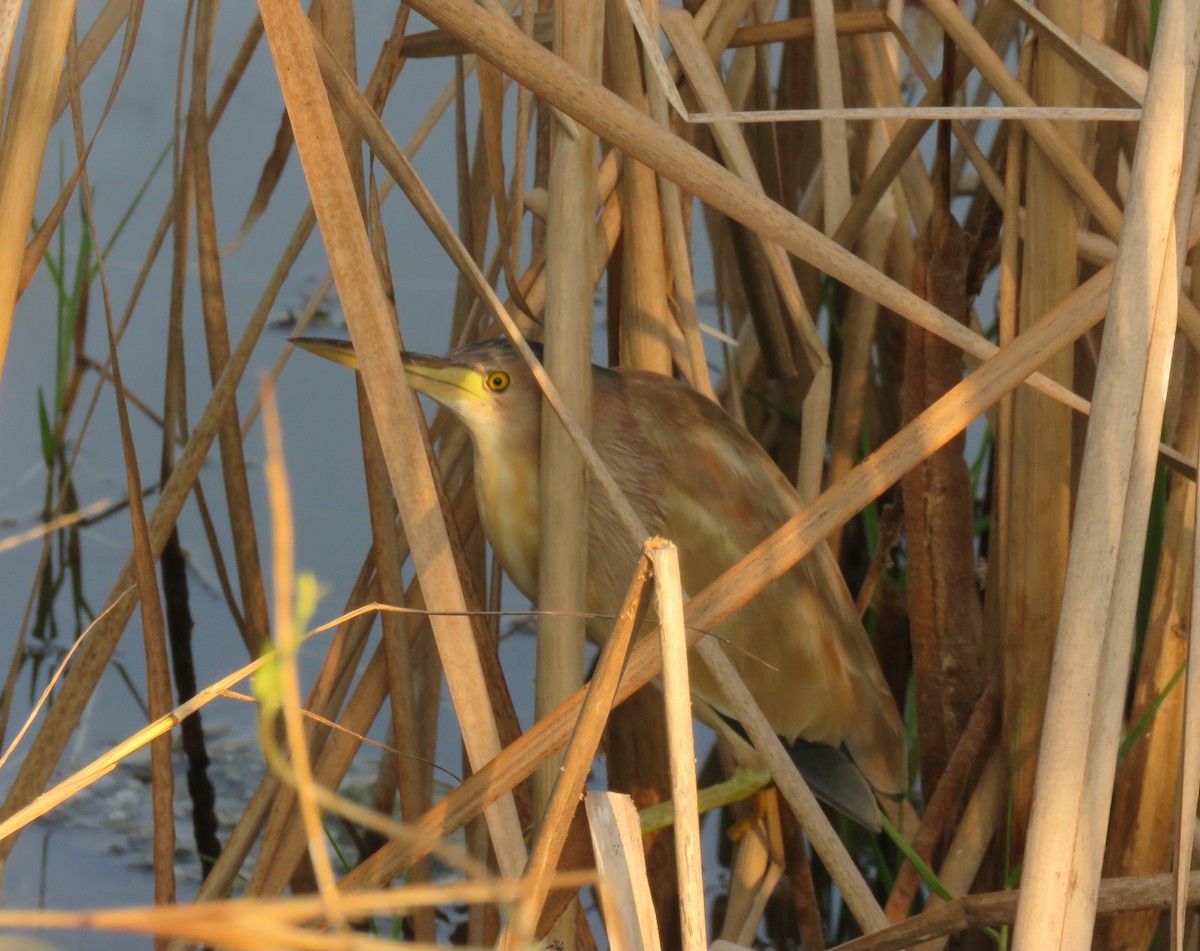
[788,739,882,832]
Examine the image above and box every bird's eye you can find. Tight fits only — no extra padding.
[485,370,510,392]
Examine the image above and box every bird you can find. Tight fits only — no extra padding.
[293,335,907,829]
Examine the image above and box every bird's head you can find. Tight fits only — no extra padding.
[291,336,540,440]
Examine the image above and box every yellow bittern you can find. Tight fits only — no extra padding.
[294,336,907,828]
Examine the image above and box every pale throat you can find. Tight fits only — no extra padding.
[470,423,541,601]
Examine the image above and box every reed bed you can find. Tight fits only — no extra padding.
[0,0,1197,948]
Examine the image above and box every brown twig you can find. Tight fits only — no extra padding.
[836,871,1200,951]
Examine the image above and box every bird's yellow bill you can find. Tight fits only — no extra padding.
[291,336,487,407]
[290,336,360,370]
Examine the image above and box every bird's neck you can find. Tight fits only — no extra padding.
[471,428,541,601]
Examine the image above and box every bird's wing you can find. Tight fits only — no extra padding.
[616,370,907,796]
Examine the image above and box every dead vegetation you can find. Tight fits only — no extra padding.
[0,0,1197,948]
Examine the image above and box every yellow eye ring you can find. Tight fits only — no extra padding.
[485,370,510,392]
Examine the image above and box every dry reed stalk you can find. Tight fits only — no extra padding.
[886,677,1000,921]
[1176,253,1200,950]
[85,212,178,945]
[587,792,657,950]
[500,144,620,323]
[902,195,984,798]
[451,90,490,339]
[831,0,1009,253]
[647,60,713,399]
[0,635,270,843]
[0,0,73,383]
[606,0,673,373]
[405,0,1132,428]
[1096,343,1198,950]
[651,540,707,951]
[464,809,496,947]
[836,871,1200,951]
[921,0,1122,241]
[0,497,116,553]
[728,10,892,47]
[508,7,536,282]
[0,0,20,112]
[1079,49,1147,133]
[534,0,603,862]
[984,46,1027,821]
[190,1,273,661]
[245,543,380,891]
[1013,1,1199,942]
[261,381,346,923]
[20,1,143,298]
[53,19,179,941]
[503,551,653,945]
[998,0,1080,861]
[1002,0,1142,109]
[249,482,522,899]
[599,695,676,943]
[912,749,1007,951]
[778,799,827,951]
[718,793,784,945]
[156,27,209,859]
[257,0,527,876]
[809,0,850,233]
[252,641,391,897]
[827,122,896,515]
[691,636,887,931]
[659,5,831,499]
[0,874,595,950]
[856,32,938,232]
[358,235,435,938]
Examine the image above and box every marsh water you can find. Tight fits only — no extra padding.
[0,4,736,948]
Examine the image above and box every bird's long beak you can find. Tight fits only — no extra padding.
[290,336,360,369]
[291,337,482,408]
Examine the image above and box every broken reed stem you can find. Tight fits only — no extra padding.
[651,540,707,951]
[504,553,654,946]
[586,792,658,950]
